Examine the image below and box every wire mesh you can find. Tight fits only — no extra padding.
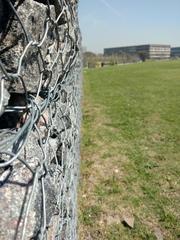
[0,0,82,239]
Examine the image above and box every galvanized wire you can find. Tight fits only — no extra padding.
[0,0,81,239]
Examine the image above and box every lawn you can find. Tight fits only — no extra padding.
[78,60,180,240]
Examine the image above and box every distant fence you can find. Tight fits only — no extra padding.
[0,0,81,239]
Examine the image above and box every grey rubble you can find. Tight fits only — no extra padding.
[0,0,81,239]
[0,0,56,93]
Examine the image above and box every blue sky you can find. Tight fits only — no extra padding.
[78,0,180,53]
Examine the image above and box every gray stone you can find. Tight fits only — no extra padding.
[0,0,81,239]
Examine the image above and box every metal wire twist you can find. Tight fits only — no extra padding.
[0,0,82,239]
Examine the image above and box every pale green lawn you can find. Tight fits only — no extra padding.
[79,60,180,240]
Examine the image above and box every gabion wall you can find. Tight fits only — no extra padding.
[0,0,82,239]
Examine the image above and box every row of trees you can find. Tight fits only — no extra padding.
[83,51,147,68]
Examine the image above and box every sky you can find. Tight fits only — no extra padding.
[78,0,180,53]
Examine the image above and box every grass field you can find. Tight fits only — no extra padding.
[78,60,180,240]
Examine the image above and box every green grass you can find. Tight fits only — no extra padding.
[78,60,180,240]
[80,205,102,226]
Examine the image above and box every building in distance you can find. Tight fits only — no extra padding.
[171,47,180,58]
[104,44,171,60]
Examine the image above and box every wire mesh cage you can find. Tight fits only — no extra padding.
[0,0,82,239]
